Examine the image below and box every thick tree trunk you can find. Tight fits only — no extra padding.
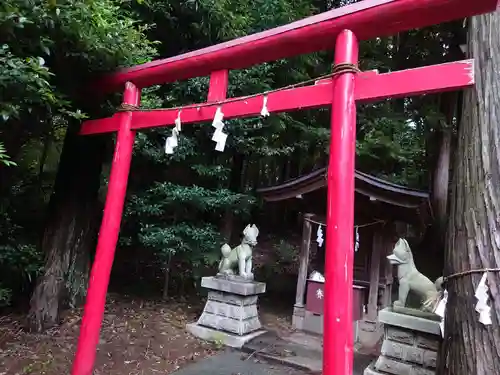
[27,124,108,332]
[221,153,244,242]
[429,93,455,271]
[432,92,456,232]
[438,11,500,375]
[162,253,172,300]
[432,128,452,238]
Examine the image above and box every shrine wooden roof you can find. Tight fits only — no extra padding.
[256,168,431,225]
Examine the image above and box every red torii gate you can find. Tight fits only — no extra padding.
[71,0,498,374]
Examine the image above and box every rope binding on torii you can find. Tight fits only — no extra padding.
[115,62,360,113]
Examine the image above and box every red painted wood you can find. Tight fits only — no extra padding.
[323,29,358,375]
[80,60,474,135]
[71,82,140,375]
[96,0,496,91]
[207,70,229,102]
[306,281,325,315]
[305,281,365,322]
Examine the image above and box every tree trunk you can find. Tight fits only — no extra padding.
[27,124,108,332]
[221,153,244,242]
[432,128,452,237]
[37,131,53,192]
[438,11,500,375]
[430,92,456,270]
[162,253,172,300]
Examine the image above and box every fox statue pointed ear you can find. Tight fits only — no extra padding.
[402,239,410,250]
[396,238,408,249]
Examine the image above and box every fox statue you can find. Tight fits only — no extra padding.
[218,224,259,281]
[388,238,443,312]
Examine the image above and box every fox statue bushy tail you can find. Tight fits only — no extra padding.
[221,244,232,258]
[423,276,445,312]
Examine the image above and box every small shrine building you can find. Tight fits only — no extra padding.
[256,167,431,346]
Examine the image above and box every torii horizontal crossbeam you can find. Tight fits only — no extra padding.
[96,0,495,92]
[81,59,474,135]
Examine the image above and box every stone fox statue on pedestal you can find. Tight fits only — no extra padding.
[218,224,259,280]
[388,238,443,311]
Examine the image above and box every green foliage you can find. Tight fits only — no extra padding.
[0,0,462,304]
[0,0,156,305]
[0,0,157,118]
[125,181,256,275]
[0,207,42,306]
[139,223,222,265]
[0,142,16,166]
[273,239,299,263]
[127,182,256,223]
[0,44,60,121]
[357,103,427,187]
[119,0,321,283]
[118,0,458,289]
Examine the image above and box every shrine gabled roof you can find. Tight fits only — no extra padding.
[256,167,429,210]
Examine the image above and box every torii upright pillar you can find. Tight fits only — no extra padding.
[323,29,358,375]
[71,82,140,375]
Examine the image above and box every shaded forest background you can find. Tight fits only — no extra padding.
[0,0,463,331]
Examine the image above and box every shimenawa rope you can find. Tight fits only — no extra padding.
[116,63,360,113]
[444,267,500,283]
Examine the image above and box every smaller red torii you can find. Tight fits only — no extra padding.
[70,1,498,375]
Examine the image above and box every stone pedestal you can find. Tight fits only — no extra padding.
[364,308,441,375]
[186,276,266,348]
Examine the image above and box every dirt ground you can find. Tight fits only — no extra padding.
[0,294,293,375]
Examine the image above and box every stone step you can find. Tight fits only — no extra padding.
[241,331,323,373]
[364,363,385,375]
[242,331,322,361]
[375,355,435,375]
[250,350,323,373]
[242,331,376,374]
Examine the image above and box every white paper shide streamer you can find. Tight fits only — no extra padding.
[475,272,492,326]
[261,95,270,117]
[211,107,227,152]
[316,225,324,247]
[314,223,361,250]
[175,110,182,132]
[434,289,448,337]
[354,226,360,252]
[165,111,182,155]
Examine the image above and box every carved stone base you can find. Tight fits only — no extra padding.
[215,272,254,283]
[186,323,265,348]
[292,305,305,330]
[392,306,441,320]
[364,308,441,375]
[187,277,266,346]
[201,276,266,295]
[358,319,384,350]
